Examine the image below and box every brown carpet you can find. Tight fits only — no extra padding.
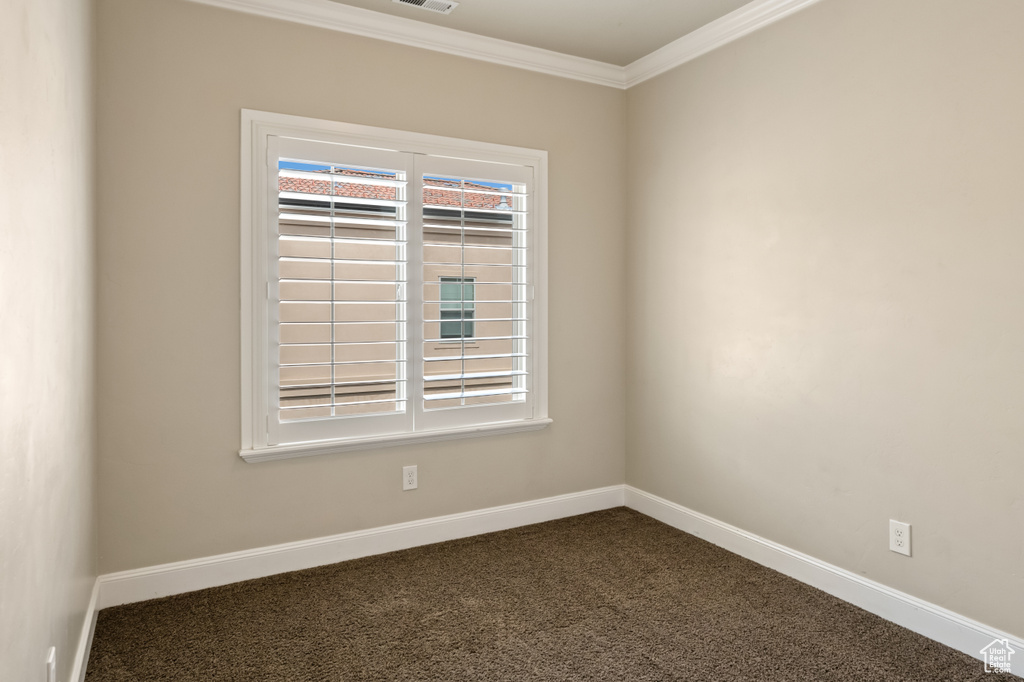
[86,508,1002,681]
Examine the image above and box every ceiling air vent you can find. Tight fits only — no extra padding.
[392,0,458,15]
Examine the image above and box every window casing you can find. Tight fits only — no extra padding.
[241,111,549,462]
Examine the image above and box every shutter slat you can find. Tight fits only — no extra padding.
[424,388,528,401]
[281,397,408,410]
[423,352,526,362]
[424,370,528,382]
[281,359,409,368]
[279,213,405,228]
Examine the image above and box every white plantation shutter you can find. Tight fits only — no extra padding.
[242,113,547,458]
[415,155,533,432]
[269,137,413,445]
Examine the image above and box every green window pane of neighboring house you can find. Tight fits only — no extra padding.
[440,276,475,339]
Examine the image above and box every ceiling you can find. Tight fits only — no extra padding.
[325,0,756,66]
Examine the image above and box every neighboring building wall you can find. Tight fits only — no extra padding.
[626,0,1024,639]
[0,0,97,679]
[95,0,627,573]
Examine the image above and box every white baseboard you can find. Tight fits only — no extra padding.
[624,485,1024,676]
[97,485,625,609]
[92,483,1021,677]
[70,578,99,682]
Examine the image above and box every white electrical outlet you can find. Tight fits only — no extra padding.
[403,465,417,491]
[889,520,911,556]
[45,646,56,682]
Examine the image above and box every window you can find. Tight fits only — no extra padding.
[241,111,549,461]
[439,277,474,340]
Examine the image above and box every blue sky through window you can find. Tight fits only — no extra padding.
[278,160,397,178]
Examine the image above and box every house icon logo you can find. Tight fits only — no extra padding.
[980,638,1015,674]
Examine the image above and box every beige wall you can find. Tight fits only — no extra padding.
[95,0,627,573]
[0,0,96,679]
[626,0,1024,638]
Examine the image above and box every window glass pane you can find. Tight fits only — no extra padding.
[423,175,527,409]
[439,276,475,339]
[278,159,408,421]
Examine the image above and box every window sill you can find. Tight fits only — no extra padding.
[239,418,553,464]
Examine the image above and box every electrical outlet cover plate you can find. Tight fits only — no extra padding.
[403,465,417,491]
[889,520,911,556]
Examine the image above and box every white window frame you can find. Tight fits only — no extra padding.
[240,109,550,463]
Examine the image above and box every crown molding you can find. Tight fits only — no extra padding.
[624,0,826,87]
[184,0,627,88]
[183,0,824,90]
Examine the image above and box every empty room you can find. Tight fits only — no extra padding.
[2,0,1022,679]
